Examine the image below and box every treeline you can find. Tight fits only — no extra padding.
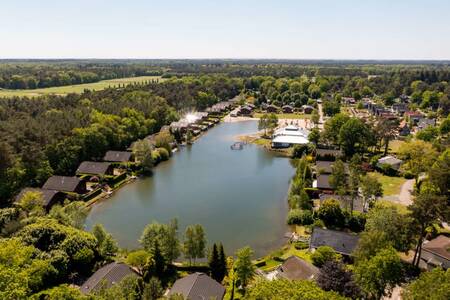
[0,63,163,89]
[243,74,450,112]
[0,76,243,204]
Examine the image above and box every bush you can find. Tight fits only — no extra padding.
[379,163,398,176]
[156,147,170,161]
[294,241,309,250]
[403,171,414,179]
[151,151,161,164]
[311,246,341,267]
[345,211,366,232]
[292,144,313,158]
[287,209,313,225]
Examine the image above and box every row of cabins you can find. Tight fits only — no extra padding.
[261,103,314,114]
[15,150,134,211]
[365,101,436,136]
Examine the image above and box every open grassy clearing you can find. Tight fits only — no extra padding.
[369,172,406,196]
[388,139,406,153]
[0,76,163,97]
[253,112,311,119]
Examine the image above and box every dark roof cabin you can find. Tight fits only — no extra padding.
[310,227,360,256]
[420,235,450,270]
[316,161,334,174]
[267,104,279,113]
[80,262,138,294]
[282,105,294,113]
[319,193,365,213]
[103,151,133,163]
[76,161,114,176]
[277,256,319,280]
[168,272,225,300]
[314,174,333,190]
[42,176,87,194]
[15,188,66,211]
[315,148,342,161]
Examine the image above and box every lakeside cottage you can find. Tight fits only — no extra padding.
[310,227,360,257]
[15,188,66,211]
[76,161,114,177]
[315,148,342,161]
[282,105,294,113]
[266,104,279,113]
[420,235,450,270]
[319,193,365,213]
[271,125,309,148]
[276,256,319,281]
[313,174,333,190]
[42,176,87,194]
[103,150,133,163]
[302,105,314,114]
[80,262,138,294]
[377,155,403,170]
[168,272,225,300]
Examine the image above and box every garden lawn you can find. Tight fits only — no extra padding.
[388,139,406,153]
[369,172,406,196]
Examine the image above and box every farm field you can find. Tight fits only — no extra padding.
[0,76,163,97]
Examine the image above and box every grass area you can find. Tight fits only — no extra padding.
[254,243,312,272]
[388,139,406,153]
[369,172,406,196]
[253,112,311,119]
[0,76,163,97]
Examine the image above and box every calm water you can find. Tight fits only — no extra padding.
[85,121,295,257]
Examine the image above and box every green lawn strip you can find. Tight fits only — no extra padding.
[253,112,311,119]
[0,75,163,97]
[369,172,406,196]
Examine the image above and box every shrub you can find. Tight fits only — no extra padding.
[345,211,366,232]
[156,147,170,161]
[151,151,161,164]
[311,246,341,267]
[294,241,309,250]
[287,209,313,225]
[403,171,414,179]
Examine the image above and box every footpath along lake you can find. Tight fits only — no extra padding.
[85,120,295,257]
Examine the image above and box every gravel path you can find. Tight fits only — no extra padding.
[397,179,414,206]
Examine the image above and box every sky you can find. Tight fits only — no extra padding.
[1,0,449,60]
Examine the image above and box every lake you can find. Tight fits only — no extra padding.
[85,120,295,257]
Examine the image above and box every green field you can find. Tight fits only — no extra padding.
[0,76,163,98]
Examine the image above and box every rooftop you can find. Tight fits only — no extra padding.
[310,227,360,256]
[277,256,319,280]
[103,151,133,162]
[42,176,85,193]
[168,272,225,300]
[422,235,450,261]
[76,161,113,175]
[80,262,138,294]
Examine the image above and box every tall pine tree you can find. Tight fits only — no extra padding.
[218,243,227,282]
[209,244,220,281]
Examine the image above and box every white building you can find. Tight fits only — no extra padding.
[272,125,309,148]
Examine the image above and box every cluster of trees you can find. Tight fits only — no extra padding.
[0,62,163,89]
[0,191,118,299]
